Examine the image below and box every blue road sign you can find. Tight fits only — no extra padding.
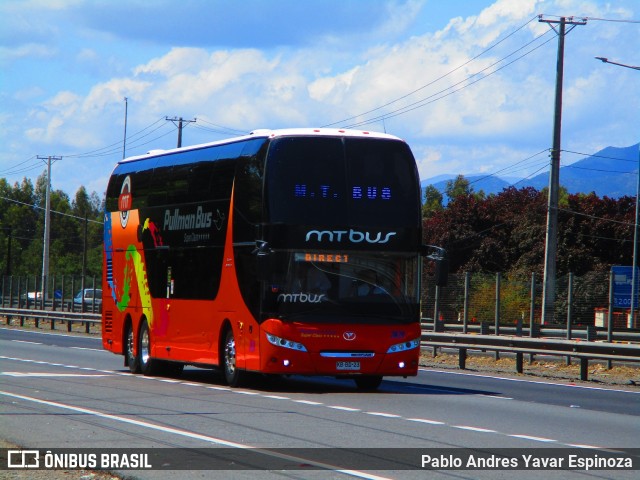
[612,266,639,309]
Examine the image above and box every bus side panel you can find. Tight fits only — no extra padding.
[217,190,261,372]
[102,209,147,356]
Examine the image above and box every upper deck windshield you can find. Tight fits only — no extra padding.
[265,136,420,228]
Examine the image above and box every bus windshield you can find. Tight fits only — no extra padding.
[262,251,420,324]
[265,136,420,227]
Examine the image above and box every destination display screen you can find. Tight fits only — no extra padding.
[265,136,420,227]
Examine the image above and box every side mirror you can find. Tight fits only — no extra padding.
[422,244,448,287]
[253,240,273,282]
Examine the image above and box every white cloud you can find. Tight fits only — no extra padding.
[0,43,56,62]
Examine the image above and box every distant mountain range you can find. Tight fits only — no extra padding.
[421,143,639,201]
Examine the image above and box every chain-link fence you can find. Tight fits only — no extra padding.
[422,271,636,331]
[1,274,101,313]
[3,270,637,330]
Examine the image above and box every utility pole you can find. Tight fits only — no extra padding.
[5,228,11,276]
[595,56,640,328]
[538,15,586,325]
[37,155,62,302]
[165,116,196,148]
[123,97,128,159]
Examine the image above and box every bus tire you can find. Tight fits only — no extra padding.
[354,375,383,391]
[125,323,141,374]
[139,320,160,376]
[222,328,245,387]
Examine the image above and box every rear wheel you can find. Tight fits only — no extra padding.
[354,375,383,391]
[139,320,160,376]
[223,328,245,387]
[125,323,140,373]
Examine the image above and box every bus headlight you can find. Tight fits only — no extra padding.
[266,333,308,352]
[386,338,420,353]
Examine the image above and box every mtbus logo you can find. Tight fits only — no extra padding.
[305,229,397,244]
[119,176,132,228]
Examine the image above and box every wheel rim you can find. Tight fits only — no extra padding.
[127,328,135,362]
[140,326,150,366]
[224,334,236,376]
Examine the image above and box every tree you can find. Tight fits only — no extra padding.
[422,185,443,217]
[0,176,104,279]
[445,175,472,202]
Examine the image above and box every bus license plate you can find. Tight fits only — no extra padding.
[336,361,360,371]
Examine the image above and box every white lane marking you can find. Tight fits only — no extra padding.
[481,395,513,400]
[0,355,612,450]
[420,367,640,394]
[0,390,392,480]
[365,412,401,418]
[328,405,361,412]
[264,395,289,400]
[453,426,497,433]
[70,347,107,352]
[566,444,604,449]
[509,434,556,443]
[206,386,231,392]
[406,418,446,425]
[294,400,323,405]
[1,327,101,340]
[1,372,112,377]
[11,340,42,345]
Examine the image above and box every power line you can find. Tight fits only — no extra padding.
[322,15,540,128]
[340,30,556,129]
[561,148,639,163]
[466,149,550,187]
[0,195,103,224]
[194,119,248,136]
[561,164,636,175]
[557,207,635,227]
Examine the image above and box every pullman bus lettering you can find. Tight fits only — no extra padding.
[305,229,397,244]
[163,206,213,231]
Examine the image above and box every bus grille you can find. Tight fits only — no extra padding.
[320,351,375,358]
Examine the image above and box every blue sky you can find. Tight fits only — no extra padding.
[1,0,638,198]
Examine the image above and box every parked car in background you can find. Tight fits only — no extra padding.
[22,291,42,300]
[73,288,102,312]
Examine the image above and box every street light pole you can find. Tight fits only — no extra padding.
[595,57,640,328]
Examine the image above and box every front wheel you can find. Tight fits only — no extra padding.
[354,375,383,391]
[223,328,245,387]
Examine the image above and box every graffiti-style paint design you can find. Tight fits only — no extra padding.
[104,210,154,328]
[142,217,164,247]
[125,244,154,327]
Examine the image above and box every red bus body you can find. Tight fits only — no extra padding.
[102,129,424,389]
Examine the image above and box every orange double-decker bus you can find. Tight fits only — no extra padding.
[102,128,438,390]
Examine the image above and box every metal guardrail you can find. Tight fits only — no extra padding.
[1,307,638,382]
[421,319,640,342]
[421,331,640,381]
[0,307,101,333]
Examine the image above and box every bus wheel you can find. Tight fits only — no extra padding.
[354,375,383,391]
[223,329,245,387]
[139,320,159,376]
[125,323,140,374]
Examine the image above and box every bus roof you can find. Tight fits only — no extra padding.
[118,128,405,164]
